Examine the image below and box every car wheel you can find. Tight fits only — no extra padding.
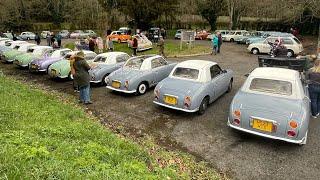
[68,73,74,80]
[198,97,209,115]
[101,73,110,85]
[287,50,294,58]
[227,79,233,93]
[230,38,234,42]
[137,82,148,95]
[252,48,259,55]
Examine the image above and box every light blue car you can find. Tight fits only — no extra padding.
[228,67,310,145]
[106,55,177,95]
[153,60,233,114]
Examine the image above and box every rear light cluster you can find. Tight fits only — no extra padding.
[124,80,129,90]
[154,89,160,100]
[287,120,298,137]
[183,96,191,109]
[233,110,241,125]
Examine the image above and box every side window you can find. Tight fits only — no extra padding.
[159,57,167,65]
[283,39,293,45]
[235,32,241,35]
[151,58,163,69]
[210,65,222,79]
[117,32,121,35]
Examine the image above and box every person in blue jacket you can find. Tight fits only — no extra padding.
[211,34,219,55]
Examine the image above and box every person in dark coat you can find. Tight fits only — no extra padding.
[89,38,96,52]
[56,33,62,48]
[132,36,138,56]
[35,33,41,45]
[72,51,92,105]
[217,32,223,53]
[307,59,320,118]
[50,33,55,47]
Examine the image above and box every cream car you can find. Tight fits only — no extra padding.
[223,30,247,42]
[247,36,303,57]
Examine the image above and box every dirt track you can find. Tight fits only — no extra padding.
[1,39,320,180]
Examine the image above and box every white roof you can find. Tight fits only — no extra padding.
[176,60,216,70]
[250,67,299,81]
[98,52,126,57]
[33,46,52,50]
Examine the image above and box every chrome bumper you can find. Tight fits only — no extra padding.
[153,101,199,113]
[106,86,136,93]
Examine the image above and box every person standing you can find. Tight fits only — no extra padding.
[158,36,165,57]
[107,36,114,52]
[50,33,55,47]
[132,36,138,56]
[211,34,219,55]
[73,51,92,105]
[307,59,320,118]
[89,38,96,52]
[56,33,62,48]
[217,32,222,53]
[35,33,41,45]
[46,33,51,46]
[96,37,104,53]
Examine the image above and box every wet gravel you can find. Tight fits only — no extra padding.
[1,40,320,180]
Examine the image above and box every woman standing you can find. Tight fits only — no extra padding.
[96,37,104,53]
[73,51,92,105]
[307,59,320,118]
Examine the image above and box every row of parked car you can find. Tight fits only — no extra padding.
[0,36,310,146]
[175,29,303,57]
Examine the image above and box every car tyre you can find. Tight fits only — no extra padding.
[198,97,209,115]
[230,38,234,42]
[252,48,259,55]
[27,37,30,40]
[68,72,74,80]
[227,79,233,93]
[101,73,110,86]
[136,82,148,95]
[287,50,294,58]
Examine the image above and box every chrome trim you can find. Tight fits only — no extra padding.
[90,80,102,83]
[106,86,136,93]
[227,120,306,144]
[153,101,199,113]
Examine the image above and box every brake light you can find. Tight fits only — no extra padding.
[234,110,241,117]
[287,130,296,137]
[184,96,191,109]
[289,120,298,129]
[154,89,160,100]
[124,80,129,90]
[233,118,240,125]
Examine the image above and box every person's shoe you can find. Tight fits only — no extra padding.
[84,101,93,105]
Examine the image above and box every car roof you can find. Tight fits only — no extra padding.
[176,60,217,70]
[250,67,299,81]
[33,46,52,50]
[98,52,127,57]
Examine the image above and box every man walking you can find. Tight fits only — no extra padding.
[72,51,92,105]
[132,36,138,56]
[56,33,62,48]
[158,36,165,57]
[35,33,41,45]
[217,32,222,53]
[211,34,219,55]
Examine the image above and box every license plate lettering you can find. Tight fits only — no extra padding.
[164,96,177,105]
[252,119,273,132]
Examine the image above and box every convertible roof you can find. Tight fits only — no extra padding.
[250,67,299,81]
[177,60,217,70]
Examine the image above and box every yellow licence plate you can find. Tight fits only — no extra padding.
[164,96,177,105]
[252,119,273,132]
[112,81,121,88]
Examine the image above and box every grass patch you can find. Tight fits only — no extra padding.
[65,41,211,57]
[0,75,220,179]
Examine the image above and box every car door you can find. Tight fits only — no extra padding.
[261,37,276,53]
[210,65,227,99]
[151,57,168,84]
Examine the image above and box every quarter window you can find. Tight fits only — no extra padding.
[116,55,129,63]
[210,65,222,79]
[151,57,167,69]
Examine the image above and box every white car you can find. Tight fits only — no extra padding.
[7,41,28,49]
[40,31,52,39]
[207,30,230,40]
[247,36,303,57]
[19,32,36,40]
[223,30,247,42]
[128,34,153,51]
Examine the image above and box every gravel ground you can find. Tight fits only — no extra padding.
[1,39,320,180]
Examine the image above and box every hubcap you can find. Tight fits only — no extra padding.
[139,84,146,93]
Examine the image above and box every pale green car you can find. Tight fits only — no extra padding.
[14,46,53,67]
[48,50,97,79]
[3,43,36,63]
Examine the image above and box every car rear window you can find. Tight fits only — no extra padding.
[293,37,301,44]
[173,67,199,80]
[249,78,292,96]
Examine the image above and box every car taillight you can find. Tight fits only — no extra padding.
[154,89,160,100]
[233,118,240,125]
[289,120,298,129]
[234,110,241,117]
[124,80,129,90]
[184,96,191,109]
[287,130,296,137]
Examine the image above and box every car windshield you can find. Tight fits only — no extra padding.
[249,78,292,96]
[124,57,145,69]
[173,67,199,80]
